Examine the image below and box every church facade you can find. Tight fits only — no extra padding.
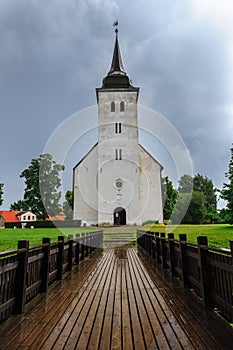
[73,31,163,225]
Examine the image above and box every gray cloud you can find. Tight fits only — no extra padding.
[0,0,232,208]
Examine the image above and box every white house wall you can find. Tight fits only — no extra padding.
[73,144,98,225]
[138,145,163,224]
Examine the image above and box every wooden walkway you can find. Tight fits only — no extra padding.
[0,246,231,349]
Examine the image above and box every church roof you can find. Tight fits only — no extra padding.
[99,28,137,90]
[108,34,125,74]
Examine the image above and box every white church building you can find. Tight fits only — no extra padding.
[73,29,163,226]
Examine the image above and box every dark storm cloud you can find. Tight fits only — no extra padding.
[0,0,232,208]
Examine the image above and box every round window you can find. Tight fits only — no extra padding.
[115,179,123,189]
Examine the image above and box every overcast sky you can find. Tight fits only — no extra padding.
[0,0,232,209]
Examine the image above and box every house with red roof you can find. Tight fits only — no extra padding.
[0,210,37,227]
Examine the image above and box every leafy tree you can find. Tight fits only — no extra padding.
[171,191,206,224]
[172,173,217,224]
[63,190,73,220]
[182,191,206,224]
[0,182,3,207]
[218,208,231,224]
[178,174,193,193]
[221,144,233,224]
[20,154,65,220]
[193,173,217,222]
[10,199,29,211]
[161,177,178,220]
[171,193,191,224]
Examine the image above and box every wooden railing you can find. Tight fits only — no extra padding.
[0,231,103,323]
[137,230,233,324]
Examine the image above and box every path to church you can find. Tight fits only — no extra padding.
[0,229,229,349]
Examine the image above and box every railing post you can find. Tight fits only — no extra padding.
[155,232,160,264]
[230,241,233,265]
[160,232,166,269]
[148,233,152,256]
[41,238,50,293]
[75,234,80,265]
[14,240,29,314]
[197,236,210,307]
[57,236,64,280]
[168,233,175,276]
[68,234,73,271]
[84,233,88,258]
[100,230,103,249]
[179,234,188,287]
[86,233,90,257]
[151,233,156,260]
[80,234,85,261]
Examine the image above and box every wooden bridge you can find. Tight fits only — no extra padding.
[0,229,233,349]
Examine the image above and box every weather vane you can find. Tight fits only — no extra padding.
[113,20,118,33]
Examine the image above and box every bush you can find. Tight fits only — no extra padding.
[5,220,81,229]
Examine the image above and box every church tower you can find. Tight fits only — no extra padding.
[73,26,163,225]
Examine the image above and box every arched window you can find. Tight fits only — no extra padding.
[120,101,124,112]
[111,102,115,112]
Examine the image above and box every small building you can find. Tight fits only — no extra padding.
[16,211,37,222]
[0,210,37,227]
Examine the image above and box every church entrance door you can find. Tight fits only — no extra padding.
[113,207,126,225]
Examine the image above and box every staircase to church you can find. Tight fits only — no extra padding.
[103,226,138,248]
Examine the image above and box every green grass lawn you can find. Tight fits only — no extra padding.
[0,224,233,252]
[0,227,98,252]
[146,224,233,249]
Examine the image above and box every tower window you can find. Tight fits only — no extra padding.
[115,122,122,133]
[120,101,124,112]
[111,102,115,112]
[115,149,122,160]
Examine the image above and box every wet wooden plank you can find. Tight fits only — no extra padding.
[110,259,122,350]
[98,253,118,350]
[125,254,146,350]
[129,248,193,350]
[137,248,228,350]
[0,245,231,350]
[1,252,104,350]
[86,251,117,350]
[76,252,116,350]
[40,251,112,350]
[121,259,134,350]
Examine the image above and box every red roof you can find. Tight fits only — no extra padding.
[47,215,65,221]
[0,210,20,222]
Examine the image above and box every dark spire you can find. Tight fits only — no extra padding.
[108,30,125,74]
[101,21,134,89]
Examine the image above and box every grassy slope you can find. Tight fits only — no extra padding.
[0,224,233,251]
[147,224,233,249]
[0,227,98,252]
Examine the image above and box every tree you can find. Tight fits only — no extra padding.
[0,182,3,207]
[193,173,217,222]
[171,193,191,224]
[182,191,206,224]
[63,190,73,220]
[221,144,233,224]
[20,154,65,220]
[10,199,29,211]
[161,177,178,220]
[218,208,231,224]
[171,191,206,224]
[178,174,193,193]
